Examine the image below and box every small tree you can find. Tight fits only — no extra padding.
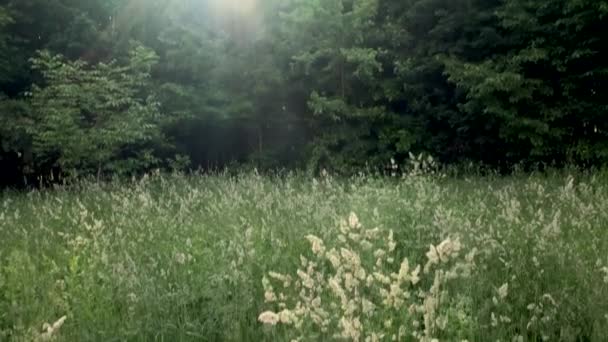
[28,44,164,177]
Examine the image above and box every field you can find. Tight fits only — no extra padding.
[1,170,607,341]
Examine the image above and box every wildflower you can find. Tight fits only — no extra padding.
[410,265,421,285]
[306,235,325,255]
[340,248,360,268]
[39,315,67,341]
[127,292,137,303]
[397,258,410,282]
[542,293,557,306]
[278,309,295,324]
[436,237,461,261]
[436,315,448,330]
[329,278,347,302]
[349,233,362,242]
[388,230,397,252]
[264,290,276,302]
[601,266,608,283]
[348,212,360,229]
[374,249,386,259]
[465,248,477,263]
[362,299,375,315]
[425,244,439,273]
[373,272,391,285]
[365,227,381,239]
[497,283,508,300]
[327,249,341,269]
[340,317,362,341]
[174,252,186,265]
[360,240,373,250]
[269,272,292,288]
[258,311,280,325]
[532,256,540,267]
[297,269,314,289]
[491,312,498,327]
[366,333,382,342]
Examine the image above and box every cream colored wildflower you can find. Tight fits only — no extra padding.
[340,248,360,268]
[436,315,448,330]
[349,233,362,242]
[39,315,67,341]
[365,227,381,239]
[348,212,361,229]
[296,269,314,289]
[411,265,421,285]
[366,332,382,342]
[601,266,608,283]
[497,283,508,300]
[425,244,440,273]
[465,247,477,263]
[373,272,391,285]
[264,290,276,302]
[311,296,322,308]
[397,258,410,282]
[362,298,375,315]
[340,316,362,341]
[532,256,540,267]
[388,230,397,252]
[355,267,366,281]
[258,311,280,325]
[268,272,292,288]
[278,309,295,324]
[306,235,325,255]
[300,255,308,267]
[326,248,341,269]
[373,249,386,259]
[329,278,347,303]
[344,272,356,291]
[542,293,557,306]
[174,252,186,265]
[360,240,373,250]
[436,237,461,261]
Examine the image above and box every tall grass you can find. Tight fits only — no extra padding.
[0,170,607,341]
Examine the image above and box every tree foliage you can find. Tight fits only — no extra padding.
[26,45,164,176]
[0,0,607,183]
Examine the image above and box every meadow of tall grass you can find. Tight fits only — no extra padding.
[1,168,607,341]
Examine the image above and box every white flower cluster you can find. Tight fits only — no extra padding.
[259,212,475,341]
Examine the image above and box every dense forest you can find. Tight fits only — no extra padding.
[1,0,607,185]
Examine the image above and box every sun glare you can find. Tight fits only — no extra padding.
[208,0,257,16]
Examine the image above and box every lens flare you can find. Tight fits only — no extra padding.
[209,0,257,16]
